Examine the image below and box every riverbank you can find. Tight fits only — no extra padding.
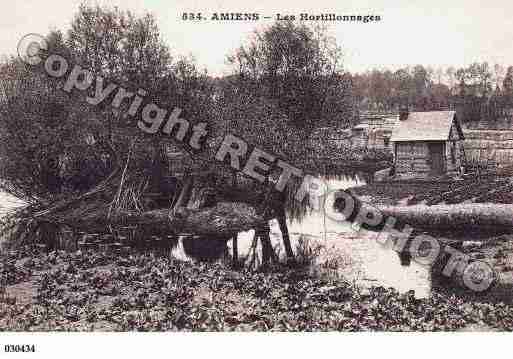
[1,244,512,331]
[350,182,453,205]
[352,175,513,206]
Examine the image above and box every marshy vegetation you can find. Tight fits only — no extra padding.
[2,241,513,331]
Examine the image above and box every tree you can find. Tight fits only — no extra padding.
[392,68,413,107]
[503,66,513,103]
[493,64,505,89]
[65,4,216,209]
[222,21,354,261]
[468,62,493,97]
[0,51,106,201]
[227,21,353,132]
[0,3,215,204]
[412,65,432,110]
[368,69,389,110]
[455,67,469,96]
[67,4,172,88]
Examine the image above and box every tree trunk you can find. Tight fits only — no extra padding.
[41,156,61,194]
[232,236,239,267]
[39,221,59,250]
[173,175,194,211]
[258,224,273,267]
[149,142,167,192]
[277,208,294,260]
[335,190,513,233]
[231,170,237,188]
[36,201,267,240]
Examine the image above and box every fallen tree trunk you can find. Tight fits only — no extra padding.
[378,203,513,232]
[35,201,267,239]
[335,190,513,234]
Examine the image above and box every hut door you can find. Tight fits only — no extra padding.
[429,143,445,175]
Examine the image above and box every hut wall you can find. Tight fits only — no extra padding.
[446,140,463,175]
[394,142,431,178]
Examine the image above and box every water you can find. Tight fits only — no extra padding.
[230,176,432,298]
[0,177,432,298]
[0,191,25,215]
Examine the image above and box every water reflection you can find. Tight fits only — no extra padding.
[230,175,432,298]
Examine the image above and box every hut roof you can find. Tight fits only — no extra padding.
[391,111,464,142]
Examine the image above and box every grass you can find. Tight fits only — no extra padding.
[294,235,324,268]
[351,182,453,206]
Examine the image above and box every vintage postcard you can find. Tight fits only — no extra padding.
[0,0,511,357]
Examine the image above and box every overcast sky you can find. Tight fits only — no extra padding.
[2,0,513,76]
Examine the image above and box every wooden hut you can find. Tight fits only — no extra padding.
[391,110,465,179]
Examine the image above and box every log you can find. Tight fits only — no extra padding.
[335,189,513,233]
[38,202,267,239]
[378,203,513,232]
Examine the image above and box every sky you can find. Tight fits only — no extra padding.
[2,0,513,76]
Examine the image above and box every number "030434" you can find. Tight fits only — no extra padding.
[4,344,36,353]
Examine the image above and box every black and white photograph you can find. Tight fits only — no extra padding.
[0,0,512,356]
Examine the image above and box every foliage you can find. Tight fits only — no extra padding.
[1,244,513,331]
[0,57,107,202]
[227,21,355,133]
[351,62,513,124]
[294,235,324,268]
[0,3,216,205]
[352,65,451,111]
[67,4,171,89]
